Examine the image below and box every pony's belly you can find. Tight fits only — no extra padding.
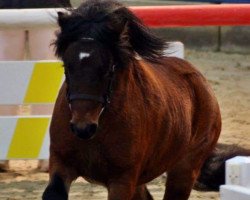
[138,171,167,185]
[82,176,106,186]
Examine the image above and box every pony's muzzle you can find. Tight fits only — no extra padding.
[70,122,98,140]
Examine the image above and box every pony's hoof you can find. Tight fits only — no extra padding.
[42,174,68,200]
[42,191,67,200]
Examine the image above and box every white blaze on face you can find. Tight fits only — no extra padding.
[79,52,91,60]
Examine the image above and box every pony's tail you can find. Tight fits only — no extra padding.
[195,143,250,191]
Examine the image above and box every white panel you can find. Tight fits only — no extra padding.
[39,123,50,159]
[164,41,184,59]
[0,118,17,159]
[226,162,241,185]
[220,185,250,200]
[241,162,250,188]
[226,156,250,188]
[0,61,34,104]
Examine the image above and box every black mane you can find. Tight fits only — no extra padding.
[54,0,167,65]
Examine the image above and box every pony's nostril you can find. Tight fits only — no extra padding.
[86,123,98,134]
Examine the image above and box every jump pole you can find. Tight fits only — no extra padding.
[0,4,250,30]
[131,4,250,27]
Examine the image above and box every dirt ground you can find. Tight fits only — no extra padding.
[0,50,249,199]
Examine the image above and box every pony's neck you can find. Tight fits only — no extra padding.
[130,60,161,93]
[113,59,161,108]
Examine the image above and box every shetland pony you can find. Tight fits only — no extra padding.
[43,0,221,199]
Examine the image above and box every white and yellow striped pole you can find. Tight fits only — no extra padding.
[0,61,64,159]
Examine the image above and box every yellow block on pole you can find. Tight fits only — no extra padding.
[24,62,63,103]
[7,118,50,159]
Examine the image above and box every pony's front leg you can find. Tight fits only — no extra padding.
[42,155,77,200]
[108,182,137,200]
[42,173,71,200]
[107,171,141,200]
[163,160,201,200]
[108,183,153,200]
[132,185,154,200]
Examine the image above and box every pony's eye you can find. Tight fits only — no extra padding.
[104,71,110,78]
[103,66,113,77]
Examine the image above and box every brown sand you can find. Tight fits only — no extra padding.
[0,50,249,199]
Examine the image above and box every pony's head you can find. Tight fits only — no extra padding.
[54,0,166,139]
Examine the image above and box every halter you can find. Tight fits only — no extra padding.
[66,64,116,108]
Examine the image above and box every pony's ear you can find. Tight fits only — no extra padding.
[114,7,166,63]
[119,22,132,51]
[128,18,166,63]
[57,11,68,28]
[115,22,135,66]
[109,8,135,66]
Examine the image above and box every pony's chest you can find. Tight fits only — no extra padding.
[77,141,135,184]
[77,146,110,183]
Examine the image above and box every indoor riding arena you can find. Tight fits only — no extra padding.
[0,0,250,200]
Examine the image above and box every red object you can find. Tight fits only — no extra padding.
[130,4,250,27]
